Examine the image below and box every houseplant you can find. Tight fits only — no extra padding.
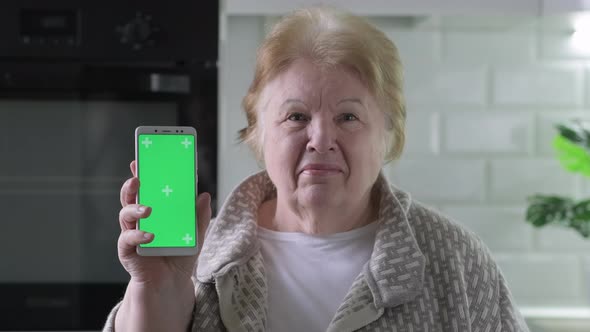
[526,120,590,238]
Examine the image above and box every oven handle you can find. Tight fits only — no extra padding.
[149,73,190,93]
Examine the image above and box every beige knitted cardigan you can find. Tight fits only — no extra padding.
[104,171,530,332]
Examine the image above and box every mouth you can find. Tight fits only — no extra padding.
[300,163,343,176]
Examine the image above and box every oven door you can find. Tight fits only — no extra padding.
[0,82,217,330]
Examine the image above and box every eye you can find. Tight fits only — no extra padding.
[340,113,359,122]
[287,113,309,122]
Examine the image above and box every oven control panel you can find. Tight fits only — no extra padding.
[0,1,218,62]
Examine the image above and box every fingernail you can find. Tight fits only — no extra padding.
[143,233,152,239]
[137,206,146,213]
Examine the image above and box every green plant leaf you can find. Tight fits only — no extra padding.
[568,220,590,238]
[553,135,590,177]
[569,199,590,238]
[525,195,590,238]
[525,195,573,227]
[555,120,590,150]
[525,121,590,239]
[556,123,584,144]
[571,199,590,220]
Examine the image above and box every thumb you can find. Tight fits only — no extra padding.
[196,192,212,253]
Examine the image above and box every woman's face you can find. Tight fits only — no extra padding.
[260,59,386,209]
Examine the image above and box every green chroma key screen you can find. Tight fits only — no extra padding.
[138,134,196,248]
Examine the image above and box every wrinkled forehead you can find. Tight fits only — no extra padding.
[259,60,371,110]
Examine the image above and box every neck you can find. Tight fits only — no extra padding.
[259,186,379,235]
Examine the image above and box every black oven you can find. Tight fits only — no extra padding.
[0,1,218,330]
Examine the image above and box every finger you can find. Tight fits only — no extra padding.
[119,177,139,208]
[118,229,154,255]
[130,160,137,177]
[119,204,152,231]
[196,192,212,253]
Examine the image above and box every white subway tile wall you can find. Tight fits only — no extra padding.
[536,226,590,251]
[443,112,533,155]
[493,66,584,107]
[379,27,441,67]
[489,159,578,203]
[219,15,590,307]
[541,32,590,59]
[405,65,488,106]
[388,159,487,202]
[218,17,265,200]
[404,111,440,156]
[439,206,533,252]
[495,254,585,306]
[443,29,535,64]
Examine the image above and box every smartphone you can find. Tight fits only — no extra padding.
[134,126,198,256]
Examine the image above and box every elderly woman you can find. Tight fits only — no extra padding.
[104,6,529,332]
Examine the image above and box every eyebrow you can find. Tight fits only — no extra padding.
[337,98,364,106]
[278,99,309,117]
[279,97,365,111]
[281,99,308,108]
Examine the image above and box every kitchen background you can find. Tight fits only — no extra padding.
[2,0,590,331]
[0,0,218,330]
[219,1,590,331]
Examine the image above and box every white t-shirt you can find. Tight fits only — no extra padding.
[257,221,379,332]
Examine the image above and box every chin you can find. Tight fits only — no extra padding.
[299,186,341,207]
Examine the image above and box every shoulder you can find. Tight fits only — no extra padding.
[395,194,500,281]
[399,201,529,332]
[381,184,529,330]
[400,198,510,305]
[408,199,487,254]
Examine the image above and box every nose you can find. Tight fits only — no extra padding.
[306,115,338,154]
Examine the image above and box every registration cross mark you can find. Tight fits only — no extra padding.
[181,137,192,149]
[162,185,173,197]
[182,233,193,244]
[142,137,153,148]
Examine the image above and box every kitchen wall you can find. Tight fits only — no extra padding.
[218,13,590,309]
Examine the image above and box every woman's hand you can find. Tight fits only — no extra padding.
[117,160,211,285]
[114,160,208,332]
